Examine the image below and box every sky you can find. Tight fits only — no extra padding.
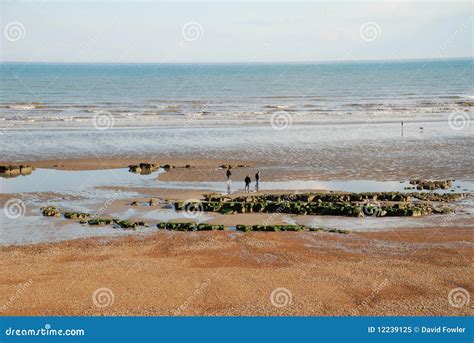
[0,0,472,63]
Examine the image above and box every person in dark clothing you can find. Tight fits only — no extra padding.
[255,171,261,190]
[226,167,232,185]
[244,175,251,193]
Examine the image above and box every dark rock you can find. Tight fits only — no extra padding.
[64,211,90,219]
[41,206,60,217]
[88,218,115,226]
[0,164,35,178]
[129,162,159,174]
[409,179,453,190]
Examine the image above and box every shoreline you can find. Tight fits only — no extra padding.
[2,116,468,130]
[1,158,474,183]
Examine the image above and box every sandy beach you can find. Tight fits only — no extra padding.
[1,227,472,316]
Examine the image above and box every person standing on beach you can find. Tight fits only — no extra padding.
[244,175,251,193]
[255,171,260,191]
[226,167,232,185]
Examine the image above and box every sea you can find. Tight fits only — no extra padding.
[0,59,472,178]
[0,59,472,125]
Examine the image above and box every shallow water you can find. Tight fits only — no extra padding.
[2,168,473,195]
[0,168,162,194]
[1,167,472,245]
[0,211,157,246]
[303,213,473,232]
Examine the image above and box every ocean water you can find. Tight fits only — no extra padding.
[1,59,472,180]
[0,59,472,126]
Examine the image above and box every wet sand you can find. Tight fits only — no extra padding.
[0,227,472,316]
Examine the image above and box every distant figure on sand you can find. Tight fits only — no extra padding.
[244,175,251,193]
[255,171,260,191]
[401,121,404,137]
[226,167,232,185]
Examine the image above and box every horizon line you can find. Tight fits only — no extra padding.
[1,56,472,65]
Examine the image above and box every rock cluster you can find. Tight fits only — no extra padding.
[204,191,464,203]
[41,207,148,229]
[0,165,35,178]
[219,164,249,169]
[236,224,305,232]
[409,179,454,190]
[114,219,148,229]
[154,222,349,233]
[39,208,351,234]
[128,163,159,174]
[85,218,148,229]
[87,218,115,225]
[41,206,60,217]
[64,211,90,219]
[157,222,225,231]
[179,191,460,217]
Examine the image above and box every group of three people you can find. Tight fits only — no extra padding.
[226,167,260,193]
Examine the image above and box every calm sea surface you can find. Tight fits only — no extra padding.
[0,59,472,125]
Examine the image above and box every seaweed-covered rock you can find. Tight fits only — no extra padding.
[88,218,115,226]
[115,220,148,229]
[41,206,60,217]
[156,222,196,231]
[174,191,463,219]
[409,179,453,190]
[235,224,305,232]
[308,227,350,234]
[196,224,225,231]
[207,191,464,204]
[64,211,90,219]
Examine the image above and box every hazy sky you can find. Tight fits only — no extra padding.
[1,1,472,63]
